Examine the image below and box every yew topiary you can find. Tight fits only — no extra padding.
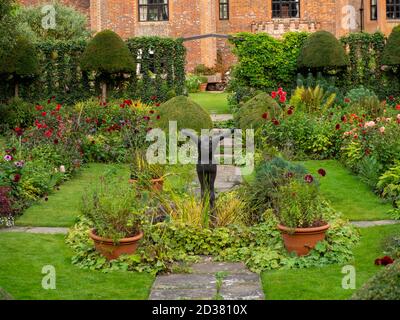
[297,31,348,71]
[235,92,281,129]
[382,25,400,66]
[156,95,212,133]
[0,37,39,98]
[80,30,135,102]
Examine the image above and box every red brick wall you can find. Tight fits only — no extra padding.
[20,1,400,72]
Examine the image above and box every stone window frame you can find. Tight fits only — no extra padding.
[138,0,169,22]
[272,0,300,19]
[219,0,229,20]
[386,0,400,20]
[371,0,378,20]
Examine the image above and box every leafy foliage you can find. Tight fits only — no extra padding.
[0,37,39,77]
[0,37,186,104]
[382,25,400,66]
[80,30,135,76]
[156,96,212,133]
[235,92,281,130]
[297,31,348,70]
[81,177,148,241]
[229,32,309,90]
[67,207,359,275]
[351,259,400,300]
[15,2,91,42]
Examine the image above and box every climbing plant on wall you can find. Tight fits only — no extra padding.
[0,36,186,104]
[229,32,309,91]
[339,32,398,98]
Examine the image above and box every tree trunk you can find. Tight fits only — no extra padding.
[14,82,19,99]
[101,82,107,103]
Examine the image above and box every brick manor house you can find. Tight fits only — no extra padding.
[20,1,400,71]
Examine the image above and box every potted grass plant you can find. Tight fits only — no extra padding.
[274,175,329,256]
[82,178,147,260]
[129,149,166,191]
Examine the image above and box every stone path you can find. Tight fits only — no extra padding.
[149,256,264,300]
[210,114,234,122]
[351,220,400,228]
[0,226,68,234]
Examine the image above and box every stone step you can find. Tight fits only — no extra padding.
[0,226,69,234]
[351,220,400,228]
[149,256,264,300]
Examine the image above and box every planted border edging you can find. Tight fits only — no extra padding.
[0,37,186,104]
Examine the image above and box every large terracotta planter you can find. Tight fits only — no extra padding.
[89,229,144,260]
[129,177,164,191]
[199,83,208,92]
[277,224,330,256]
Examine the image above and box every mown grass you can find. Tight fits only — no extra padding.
[0,232,154,300]
[17,163,129,227]
[262,223,400,300]
[302,160,392,221]
[189,92,230,114]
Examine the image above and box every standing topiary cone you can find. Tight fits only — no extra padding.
[0,37,39,98]
[382,25,400,67]
[297,31,348,72]
[80,30,135,102]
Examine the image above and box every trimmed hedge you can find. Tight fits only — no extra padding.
[80,30,135,75]
[351,260,400,300]
[235,92,280,130]
[0,36,186,104]
[382,25,400,66]
[297,31,348,70]
[156,95,212,133]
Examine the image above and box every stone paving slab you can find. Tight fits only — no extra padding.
[211,114,234,122]
[0,226,69,234]
[351,220,400,228]
[149,256,264,300]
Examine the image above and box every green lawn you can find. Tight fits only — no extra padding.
[262,223,400,300]
[189,92,229,114]
[0,232,154,300]
[301,160,392,221]
[17,163,129,227]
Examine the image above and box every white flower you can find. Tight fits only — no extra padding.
[60,165,66,173]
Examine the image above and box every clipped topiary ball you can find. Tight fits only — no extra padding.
[382,25,400,66]
[0,37,39,77]
[156,96,212,133]
[235,92,280,129]
[80,29,135,74]
[297,31,348,70]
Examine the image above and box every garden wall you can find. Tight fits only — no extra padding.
[0,36,186,104]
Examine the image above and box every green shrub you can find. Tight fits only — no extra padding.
[289,85,336,114]
[0,37,39,97]
[235,92,281,129]
[382,235,400,259]
[346,86,377,103]
[351,259,400,300]
[242,157,308,222]
[194,64,215,76]
[185,74,207,93]
[382,25,400,66]
[275,179,325,228]
[80,30,135,101]
[15,2,91,42]
[156,95,212,133]
[229,31,309,90]
[297,31,348,71]
[0,98,35,133]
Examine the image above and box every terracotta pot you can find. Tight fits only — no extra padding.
[199,83,208,92]
[129,177,164,191]
[89,229,143,260]
[277,223,330,256]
